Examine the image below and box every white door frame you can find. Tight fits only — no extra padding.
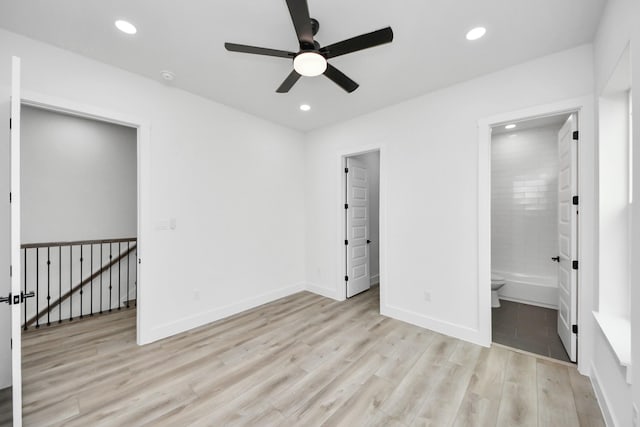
[477,96,595,375]
[19,89,151,346]
[337,146,385,307]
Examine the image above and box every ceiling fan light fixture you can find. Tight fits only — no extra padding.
[293,52,327,77]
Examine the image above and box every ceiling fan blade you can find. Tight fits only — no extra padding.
[225,42,295,59]
[320,27,393,59]
[276,70,302,93]
[285,0,314,48]
[323,64,359,93]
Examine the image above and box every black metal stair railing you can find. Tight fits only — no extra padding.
[21,237,137,330]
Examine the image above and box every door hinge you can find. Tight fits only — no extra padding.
[344,203,349,209]
[572,130,579,141]
[9,118,11,130]
[572,260,579,270]
[344,167,349,173]
[344,240,349,245]
[10,339,12,349]
[9,265,12,277]
[572,324,578,334]
[345,275,349,282]
[9,192,11,203]
[572,196,579,205]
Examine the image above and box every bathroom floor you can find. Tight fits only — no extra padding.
[492,300,572,363]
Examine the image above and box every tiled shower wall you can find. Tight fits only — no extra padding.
[491,126,559,282]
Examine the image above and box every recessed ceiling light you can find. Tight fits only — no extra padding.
[300,104,311,112]
[505,124,517,130]
[466,27,486,41]
[160,70,175,81]
[115,20,137,35]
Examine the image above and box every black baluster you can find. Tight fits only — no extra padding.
[109,243,113,312]
[69,245,73,321]
[59,246,62,324]
[23,248,27,330]
[118,242,121,310]
[127,242,130,308]
[90,244,94,316]
[100,244,103,314]
[79,245,83,319]
[47,247,51,326]
[35,248,40,329]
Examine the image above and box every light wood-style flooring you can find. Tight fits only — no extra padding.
[22,287,604,426]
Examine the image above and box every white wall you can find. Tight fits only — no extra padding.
[0,28,307,353]
[304,44,594,345]
[21,105,137,243]
[592,0,640,425]
[351,151,380,283]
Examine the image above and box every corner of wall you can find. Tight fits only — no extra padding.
[305,282,344,301]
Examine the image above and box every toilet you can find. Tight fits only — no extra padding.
[491,274,505,308]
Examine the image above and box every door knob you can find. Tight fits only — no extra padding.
[551,256,560,263]
[367,240,371,244]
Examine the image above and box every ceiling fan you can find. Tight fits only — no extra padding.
[224,0,393,93]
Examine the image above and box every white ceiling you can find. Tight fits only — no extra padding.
[0,0,606,131]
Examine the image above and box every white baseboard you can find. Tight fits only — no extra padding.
[381,303,485,347]
[305,282,344,301]
[590,362,616,427]
[370,274,380,286]
[145,282,305,344]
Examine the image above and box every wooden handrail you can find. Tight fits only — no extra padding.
[24,243,137,328]
[21,237,136,249]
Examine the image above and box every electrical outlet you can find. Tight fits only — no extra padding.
[424,291,431,302]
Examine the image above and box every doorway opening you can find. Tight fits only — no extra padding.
[19,104,139,336]
[343,150,380,301]
[490,112,578,363]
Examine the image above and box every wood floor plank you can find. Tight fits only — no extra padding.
[536,359,581,427]
[453,345,510,427]
[19,287,604,426]
[412,361,477,426]
[495,351,538,427]
[378,333,458,424]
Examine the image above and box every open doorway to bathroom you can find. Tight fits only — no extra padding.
[490,113,578,363]
[344,150,380,301]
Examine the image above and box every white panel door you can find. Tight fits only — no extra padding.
[557,114,578,362]
[2,56,23,426]
[346,157,370,298]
